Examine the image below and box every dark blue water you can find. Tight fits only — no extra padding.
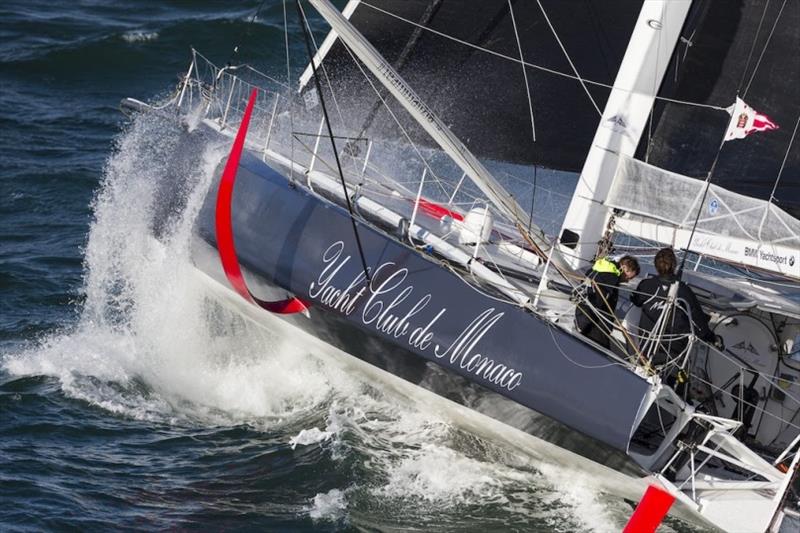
[0,2,709,531]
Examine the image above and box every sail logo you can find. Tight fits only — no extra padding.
[603,114,627,134]
[303,88,319,110]
[309,241,523,391]
[744,246,794,267]
[736,113,748,129]
[732,341,758,357]
[708,198,720,215]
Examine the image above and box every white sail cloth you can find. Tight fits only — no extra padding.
[606,156,800,278]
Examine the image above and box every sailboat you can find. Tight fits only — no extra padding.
[122,0,800,530]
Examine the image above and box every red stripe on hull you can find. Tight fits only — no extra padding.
[214,88,309,316]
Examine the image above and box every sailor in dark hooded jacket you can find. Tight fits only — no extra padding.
[631,248,717,365]
[575,255,640,348]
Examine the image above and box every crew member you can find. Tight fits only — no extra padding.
[575,255,640,349]
[631,248,718,366]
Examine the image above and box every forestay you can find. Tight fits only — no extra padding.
[607,155,800,278]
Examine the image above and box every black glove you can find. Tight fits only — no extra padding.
[713,334,725,351]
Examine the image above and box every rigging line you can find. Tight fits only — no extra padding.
[298,2,361,178]
[759,113,800,240]
[678,110,735,277]
[737,0,771,92]
[348,0,444,148]
[646,1,667,163]
[297,0,371,282]
[674,0,700,87]
[534,0,600,116]
[507,0,538,234]
[283,0,295,183]
[744,0,788,97]
[527,165,538,234]
[359,1,728,112]
[337,38,454,201]
[225,0,268,66]
[240,64,290,90]
[768,113,800,202]
[508,0,536,143]
[547,325,625,370]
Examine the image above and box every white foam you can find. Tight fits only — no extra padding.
[2,109,354,427]
[289,427,333,449]
[376,443,512,505]
[308,489,347,521]
[122,31,159,43]
[536,462,632,533]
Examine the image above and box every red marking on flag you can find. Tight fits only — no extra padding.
[623,485,675,533]
[725,97,779,141]
[416,198,464,221]
[215,88,310,316]
[750,113,778,134]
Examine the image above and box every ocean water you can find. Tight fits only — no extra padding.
[0,2,710,531]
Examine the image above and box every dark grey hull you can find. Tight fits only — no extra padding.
[188,148,654,478]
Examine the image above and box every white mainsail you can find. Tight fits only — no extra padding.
[306,0,572,273]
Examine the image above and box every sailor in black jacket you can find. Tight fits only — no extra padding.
[631,248,716,366]
[575,255,640,348]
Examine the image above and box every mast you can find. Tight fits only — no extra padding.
[306,0,572,273]
[558,0,692,268]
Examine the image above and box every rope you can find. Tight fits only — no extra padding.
[297,2,361,179]
[297,0,372,282]
[533,0,600,116]
[768,113,800,203]
[737,0,771,92]
[588,276,649,369]
[744,0,788,97]
[508,0,536,142]
[758,113,800,240]
[690,372,800,433]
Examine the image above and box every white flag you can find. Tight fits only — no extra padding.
[724,97,779,141]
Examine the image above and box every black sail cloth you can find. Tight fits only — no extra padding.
[639,0,800,218]
[303,1,798,219]
[302,0,642,171]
